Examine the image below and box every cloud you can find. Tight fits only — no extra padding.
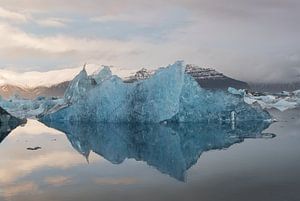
[90,15,134,23]
[0,0,299,83]
[1,182,38,198]
[44,176,72,186]
[36,18,68,28]
[0,21,140,54]
[0,6,28,23]
[0,151,84,184]
[93,177,139,185]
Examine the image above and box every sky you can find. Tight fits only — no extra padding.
[0,0,299,83]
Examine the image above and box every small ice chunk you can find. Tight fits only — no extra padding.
[228,87,245,96]
[271,99,297,111]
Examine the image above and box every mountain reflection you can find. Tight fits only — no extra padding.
[42,121,274,181]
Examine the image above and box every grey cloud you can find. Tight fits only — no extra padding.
[0,0,299,83]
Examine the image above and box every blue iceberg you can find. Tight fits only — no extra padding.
[40,61,271,123]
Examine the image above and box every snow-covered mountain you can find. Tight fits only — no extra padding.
[0,82,69,99]
[0,65,135,88]
[123,68,155,83]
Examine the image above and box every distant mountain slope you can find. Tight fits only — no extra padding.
[185,64,250,90]
[124,64,250,90]
[0,84,31,99]
[0,82,69,99]
[33,81,70,98]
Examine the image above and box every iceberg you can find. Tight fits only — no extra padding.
[91,66,113,84]
[0,96,63,119]
[64,65,114,105]
[271,99,298,112]
[228,86,300,112]
[227,87,246,96]
[293,90,300,98]
[40,61,271,123]
[64,65,96,104]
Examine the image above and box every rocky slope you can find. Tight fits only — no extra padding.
[185,64,250,90]
[124,64,250,90]
[0,82,69,99]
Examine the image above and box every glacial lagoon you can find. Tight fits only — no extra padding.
[0,109,300,201]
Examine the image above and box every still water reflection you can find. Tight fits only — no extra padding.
[0,118,278,201]
[39,120,273,181]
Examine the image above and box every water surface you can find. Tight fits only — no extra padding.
[0,109,299,201]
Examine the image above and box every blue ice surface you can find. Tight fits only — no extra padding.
[41,61,271,123]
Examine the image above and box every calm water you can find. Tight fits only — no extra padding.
[0,109,299,201]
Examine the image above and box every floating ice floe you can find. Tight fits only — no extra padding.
[40,61,271,123]
[0,96,63,119]
[227,87,246,96]
[293,90,300,98]
[228,87,300,112]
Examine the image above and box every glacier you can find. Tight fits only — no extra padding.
[40,61,271,123]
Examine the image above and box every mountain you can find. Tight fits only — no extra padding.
[123,68,154,83]
[124,64,250,90]
[0,82,69,99]
[33,81,70,98]
[185,64,250,90]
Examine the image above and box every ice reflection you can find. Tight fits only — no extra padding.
[42,121,275,181]
[0,121,22,143]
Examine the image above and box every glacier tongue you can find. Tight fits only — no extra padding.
[41,61,271,123]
